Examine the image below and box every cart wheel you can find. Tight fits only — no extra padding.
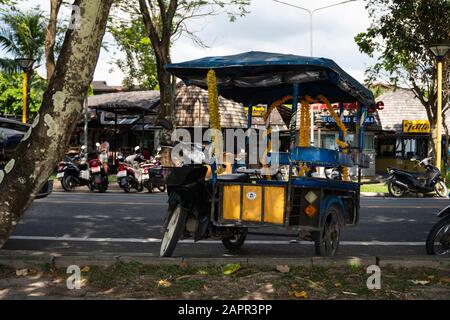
[314,207,341,257]
[157,185,167,193]
[160,199,188,257]
[222,228,248,253]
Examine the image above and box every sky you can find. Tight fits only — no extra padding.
[11,0,376,86]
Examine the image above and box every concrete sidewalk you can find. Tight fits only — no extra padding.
[0,250,449,269]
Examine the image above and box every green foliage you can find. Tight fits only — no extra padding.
[0,7,47,73]
[355,0,450,100]
[108,17,159,90]
[0,72,47,116]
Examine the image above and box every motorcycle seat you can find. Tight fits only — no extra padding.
[217,174,249,182]
[392,168,421,177]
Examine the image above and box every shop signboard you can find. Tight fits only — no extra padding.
[321,115,375,125]
[402,120,430,134]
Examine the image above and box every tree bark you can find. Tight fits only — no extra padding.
[0,0,113,247]
[45,0,63,80]
[139,0,177,145]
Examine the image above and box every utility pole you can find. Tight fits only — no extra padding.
[273,0,359,146]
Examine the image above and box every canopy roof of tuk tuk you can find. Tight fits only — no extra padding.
[165,51,375,108]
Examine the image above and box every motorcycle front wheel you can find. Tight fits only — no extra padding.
[388,181,406,198]
[160,200,188,257]
[61,175,76,192]
[434,180,448,198]
[426,216,450,255]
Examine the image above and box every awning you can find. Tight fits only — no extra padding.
[87,91,160,114]
[166,51,376,108]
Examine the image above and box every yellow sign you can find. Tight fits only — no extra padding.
[402,120,430,133]
[244,106,266,117]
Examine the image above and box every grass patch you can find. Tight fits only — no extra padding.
[1,262,449,300]
[360,183,388,193]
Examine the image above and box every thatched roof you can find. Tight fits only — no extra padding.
[377,89,450,131]
[87,86,290,130]
[87,91,160,114]
[175,84,247,128]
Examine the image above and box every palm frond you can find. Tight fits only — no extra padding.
[0,58,20,73]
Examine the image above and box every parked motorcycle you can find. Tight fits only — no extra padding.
[117,146,147,192]
[426,205,450,255]
[386,157,448,198]
[88,151,109,193]
[146,147,166,193]
[57,146,92,192]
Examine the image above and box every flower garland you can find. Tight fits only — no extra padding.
[299,100,311,147]
[264,96,292,122]
[318,95,350,181]
[207,69,224,174]
[261,96,292,178]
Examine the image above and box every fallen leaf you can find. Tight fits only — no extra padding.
[81,266,90,273]
[292,291,308,299]
[334,283,342,288]
[342,291,358,296]
[180,260,189,269]
[427,275,435,280]
[223,264,241,275]
[276,265,290,273]
[307,280,325,292]
[197,270,208,275]
[290,283,299,289]
[409,280,430,285]
[157,279,171,288]
[15,269,28,277]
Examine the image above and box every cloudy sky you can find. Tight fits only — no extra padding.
[14,0,376,86]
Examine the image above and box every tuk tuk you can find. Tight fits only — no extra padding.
[160,51,375,257]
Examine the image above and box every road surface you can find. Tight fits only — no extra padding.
[3,191,449,257]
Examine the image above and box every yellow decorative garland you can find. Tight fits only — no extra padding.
[261,96,292,178]
[318,95,350,181]
[207,69,224,174]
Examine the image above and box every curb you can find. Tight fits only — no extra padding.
[0,250,449,269]
[361,192,388,197]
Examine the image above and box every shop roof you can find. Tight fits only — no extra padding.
[175,84,248,128]
[87,91,160,114]
[377,89,450,132]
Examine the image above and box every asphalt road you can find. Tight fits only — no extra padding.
[3,191,450,257]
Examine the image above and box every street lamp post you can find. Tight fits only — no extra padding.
[273,0,359,146]
[15,58,35,124]
[429,43,450,170]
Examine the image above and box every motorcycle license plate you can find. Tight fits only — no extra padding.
[142,174,149,180]
[117,170,127,178]
[79,170,90,180]
[56,172,64,179]
[91,166,101,173]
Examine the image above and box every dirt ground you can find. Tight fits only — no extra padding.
[0,262,449,300]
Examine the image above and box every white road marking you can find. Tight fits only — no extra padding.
[9,236,425,246]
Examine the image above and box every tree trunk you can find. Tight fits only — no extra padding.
[0,0,113,247]
[45,0,62,80]
[429,119,437,159]
[155,45,176,143]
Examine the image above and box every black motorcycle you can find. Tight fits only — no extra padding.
[426,205,450,255]
[386,157,448,198]
[159,141,248,257]
[57,150,92,192]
